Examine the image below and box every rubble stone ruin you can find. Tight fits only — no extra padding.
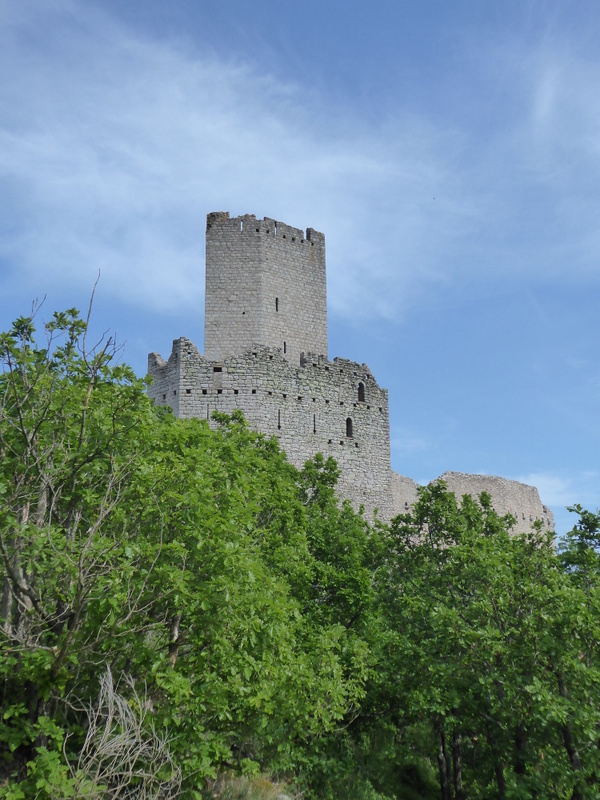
[148,212,554,532]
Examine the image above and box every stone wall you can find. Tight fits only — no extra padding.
[205,213,327,367]
[148,210,554,533]
[148,337,394,519]
[435,472,553,534]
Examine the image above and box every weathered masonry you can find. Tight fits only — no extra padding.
[148,211,554,531]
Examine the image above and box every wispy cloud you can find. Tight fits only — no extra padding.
[2,2,600,328]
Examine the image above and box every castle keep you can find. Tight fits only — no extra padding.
[148,212,554,531]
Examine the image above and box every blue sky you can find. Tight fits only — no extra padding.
[1,0,599,536]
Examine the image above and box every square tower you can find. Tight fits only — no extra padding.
[204,212,328,365]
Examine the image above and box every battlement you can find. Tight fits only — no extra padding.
[148,337,393,518]
[207,212,325,249]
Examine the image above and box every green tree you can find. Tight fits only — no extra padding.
[0,308,374,797]
[372,484,600,799]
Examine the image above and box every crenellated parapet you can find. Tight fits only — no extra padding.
[148,337,393,519]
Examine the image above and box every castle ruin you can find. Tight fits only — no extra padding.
[148,212,554,533]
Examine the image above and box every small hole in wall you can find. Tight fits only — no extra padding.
[328,439,332,444]
[217,389,222,394]
[202,389,207,395]
[162,394,166,400]
[283,393,287,399]
[256,228,260,233]
[291,236,296,242]
[234,389,238,395]
[379,407,383,412]
[213,366,222,373]
[252,389,256,394]
[325,399,329,404]
[355,443,359,448]
[173,390,177,396]
[186,389,191,394]
[268,391,272,396]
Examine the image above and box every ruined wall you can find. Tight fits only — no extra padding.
[204,212,327,366]
[436,472,553,534]
[148,210,554,532]
[148,337,393,519]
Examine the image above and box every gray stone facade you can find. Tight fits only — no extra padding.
[148,211,554,532]
[205,212,327,367]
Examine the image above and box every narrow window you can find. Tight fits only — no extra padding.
[275,297,279,312]
[213,366,222,373]
[240,220,243,231]
[278,409,281,430]
[346,418,353,438]
[274,222,278,236]
[283,341,287,354]
[313,414,316,434]
[357,382,365,402]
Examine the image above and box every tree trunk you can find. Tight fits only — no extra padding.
[452,729,464,800]
[555,669,584,800]
[436,720,452,800]
[168,613,182,667]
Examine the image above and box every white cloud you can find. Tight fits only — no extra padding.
[516,471,599,509]
[3,2,600,328]
[0,1,485,322]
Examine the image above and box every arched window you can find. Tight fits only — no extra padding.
[357,382,365,402]
[346,417,353,438]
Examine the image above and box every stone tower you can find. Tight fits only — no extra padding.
[148,211,554,531]
[204,212,327,366]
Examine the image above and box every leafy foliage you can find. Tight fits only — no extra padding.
[2,307,600,800]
